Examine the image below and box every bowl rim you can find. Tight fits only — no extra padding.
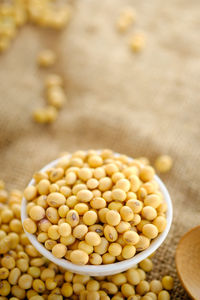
[21,152,173,276]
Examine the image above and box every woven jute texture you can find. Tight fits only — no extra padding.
[0,0,200,298]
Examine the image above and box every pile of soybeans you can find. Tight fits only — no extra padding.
[23,150,168,265]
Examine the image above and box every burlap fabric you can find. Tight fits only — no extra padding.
[0,0,200,298]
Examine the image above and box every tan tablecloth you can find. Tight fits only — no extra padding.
[0,0,200,298]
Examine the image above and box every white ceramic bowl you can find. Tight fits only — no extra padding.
[21,152,173,276]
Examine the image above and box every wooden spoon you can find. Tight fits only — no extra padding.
[176,225,200,300]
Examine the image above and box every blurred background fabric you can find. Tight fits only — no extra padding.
[0,0,200,298]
